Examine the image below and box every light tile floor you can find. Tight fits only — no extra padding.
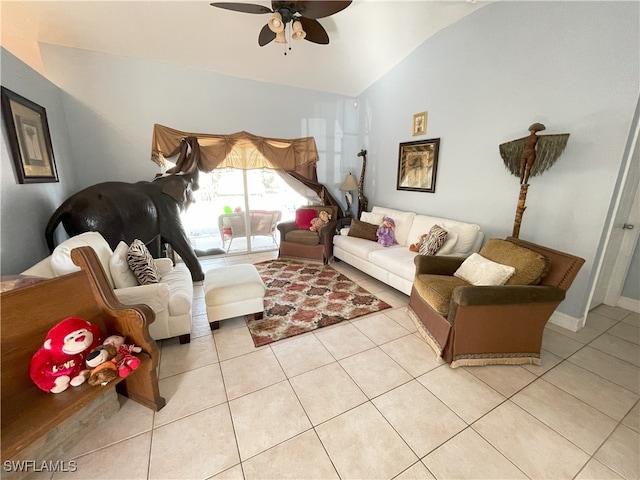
[53,252,639,480]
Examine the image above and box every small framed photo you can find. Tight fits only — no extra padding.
[1,87,58,184]
[397,138,440,193]
[412,111,427,136]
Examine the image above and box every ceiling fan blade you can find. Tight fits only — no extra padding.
[299,17,329,45]
[210,2,273,14]
[258,24,277,46]
[297,1,352,19]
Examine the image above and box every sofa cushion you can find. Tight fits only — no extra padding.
[285,229,320,246]
[161,264,193,316]
[109,242,139,289]
[295,209,318,229]
[360,211,385,226]
[368,247,417,282]
[453,253,516,286]
[437,231,459,255]
[414,274,469,316]
[447,224,481,255]
[127,239,161,285]
[348,219,378,241]
[334,234,386,259]
[407,215,443,248]
[419,225,448,255]
[371,207,416,246]
[479,238,550,285]
[51,232,115,287]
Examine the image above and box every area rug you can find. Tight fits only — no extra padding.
[249,260,392,347]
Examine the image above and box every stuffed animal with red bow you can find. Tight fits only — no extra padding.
[103,335,142,377]
[29,317,103,393]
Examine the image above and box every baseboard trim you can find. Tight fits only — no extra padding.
[548,310,584,332]
[618,296,640,313]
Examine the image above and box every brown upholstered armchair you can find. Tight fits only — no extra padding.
[277,205,338,263]
[407,237,585,368]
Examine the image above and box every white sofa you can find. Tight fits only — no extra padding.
[333,206,484,295]
[22,232,194,343]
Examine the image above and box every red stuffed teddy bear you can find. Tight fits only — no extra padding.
[29,317,103,393]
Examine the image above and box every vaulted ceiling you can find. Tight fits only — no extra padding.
[1,1,487,97]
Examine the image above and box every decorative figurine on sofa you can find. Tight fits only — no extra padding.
[376,216,397,247]
[29,317,104,393]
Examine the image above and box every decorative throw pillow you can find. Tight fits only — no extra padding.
[295,209,318,229]
[347,219,378,241]
[127,239,161,285]
[419,225,448,255]
[109,241,139,289]
[453,253,516,286]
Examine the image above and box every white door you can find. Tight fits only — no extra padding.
[591,116,640,309]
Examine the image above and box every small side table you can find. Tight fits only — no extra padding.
[337,217,352,230]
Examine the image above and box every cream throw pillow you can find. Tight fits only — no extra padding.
[454,253,516,286]
[109,241,139,289]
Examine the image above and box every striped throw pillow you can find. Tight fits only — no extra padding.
[419,225,448,255]
[127,239,161,285]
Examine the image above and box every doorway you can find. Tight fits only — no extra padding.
[590,104,640,313]
[180,168,311,255]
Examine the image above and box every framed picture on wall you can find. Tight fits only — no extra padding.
[397,138,440,193]
[412,111,427,136]
[1,87,58,184]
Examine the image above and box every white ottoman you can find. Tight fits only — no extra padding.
[204,264,266,330]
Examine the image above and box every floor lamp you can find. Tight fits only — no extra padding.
[339,173,358,218]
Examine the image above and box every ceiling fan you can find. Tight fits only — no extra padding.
[210,1,352,47]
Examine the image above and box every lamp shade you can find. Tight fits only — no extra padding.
[268,12,285,33]
[291,20,306,40]
[274,30,286,44]
[339,173,358,191]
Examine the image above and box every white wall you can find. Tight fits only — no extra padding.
[38,44,358,193]
[356,1,639,319]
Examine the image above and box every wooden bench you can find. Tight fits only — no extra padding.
[1,246,166,467]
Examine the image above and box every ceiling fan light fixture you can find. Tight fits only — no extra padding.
[274,30,287,43]
[291,20,306,40]
[268,12,285,33]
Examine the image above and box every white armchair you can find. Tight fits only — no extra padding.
[22,232,194,343]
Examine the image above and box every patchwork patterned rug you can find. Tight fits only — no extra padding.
[249,260,391,347]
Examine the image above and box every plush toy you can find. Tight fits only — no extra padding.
[29,317,104,393]
[86,344,119,386]
[310,210,332,232]
[409,233,428,252]
[376,216,397,247]
[103,335,142,378]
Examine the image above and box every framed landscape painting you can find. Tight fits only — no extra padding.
[397,138,440,193]
[1,87,58,184]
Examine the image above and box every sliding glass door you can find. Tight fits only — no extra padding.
[180,168,308,256]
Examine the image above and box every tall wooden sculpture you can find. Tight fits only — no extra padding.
[356,149,369,219]
[499,123,569,238]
